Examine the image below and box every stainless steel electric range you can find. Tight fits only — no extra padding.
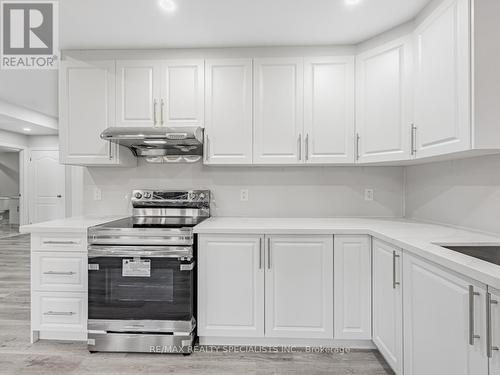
[86,189,210,354]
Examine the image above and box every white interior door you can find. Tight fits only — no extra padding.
[304,56,355,163]
[265,235,334,338]
[29,150,66,224]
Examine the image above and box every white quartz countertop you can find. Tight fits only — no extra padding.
[19,215,500,290]
[194,217,500,290]
[19,215,127,234]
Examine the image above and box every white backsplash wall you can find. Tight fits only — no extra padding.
[82,161,404,218]
[405,154,500,235]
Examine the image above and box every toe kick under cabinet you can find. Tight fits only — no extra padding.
[30,232,88,342]
[197,234,372,345]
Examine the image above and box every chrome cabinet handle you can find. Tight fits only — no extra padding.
[160,98,165,126]
[356,133,360,161]
[305,134,309,161]
[43,311,76,316]
[108,141,112,160]
[267,237,271,269]
[153,99,158,126]
[43,240,78,245]
[469,285,481,345]
[410,124,417,155]
[298,134,302,161]
[205,135,210,161]
[487,292,499,357]
[392,251,400,289]
[259,238,263,269]
[43,271,76,275]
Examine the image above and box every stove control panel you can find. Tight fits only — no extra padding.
[131,189,210,206]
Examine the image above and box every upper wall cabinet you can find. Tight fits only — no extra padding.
[116,59,204,128]
[356,38,413,163]
[413,0,471,158]
[161,60,204,127]
[304,57,355,164]
[204,59,253,164]
[59,60,135,166]
[116,60,161,127]
[253,58,304,164]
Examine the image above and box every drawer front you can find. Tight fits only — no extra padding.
[32,252,87,292]
[32,292,87,332]
[32,233,87,252]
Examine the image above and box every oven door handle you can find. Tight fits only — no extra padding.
[87,246,193,259]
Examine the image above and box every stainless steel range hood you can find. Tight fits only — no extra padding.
[100,127,204,163]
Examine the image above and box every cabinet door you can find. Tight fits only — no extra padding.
[253,58,304,164]
[413,0,471,158]
[304,56,354,164]
[265,235,333,338]
[197,235,264,337]
[356,38,412,163]
[403,253,488,375]
[334,235,371,339]
[204,59,253,164]
[489,287,500,375]
[116,60,161,127]
[59,60,123,165]
[372,239,403,375]
[161,60,204,127]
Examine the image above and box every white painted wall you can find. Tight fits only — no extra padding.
[405,154,500,235]
[0,152,20,196]
[82,162,404,217]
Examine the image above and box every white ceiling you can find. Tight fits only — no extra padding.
[0,0,432,126]
[0,114,57,135]
[60,0,431,49]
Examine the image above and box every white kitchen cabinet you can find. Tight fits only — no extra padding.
[265,235,333,338]
[197,235,264,337]
[204,59,253,164]
[403,252,488,375]
[59,60,135,166]
[304,56,355,164]
[116,60,161,127]
[333,235,371,340]
[413,0,471,158]
[372,239,403,375]
[488,287,500,375]
[253,58,304,164]
[161,60,204,127]
[356,37,413,163]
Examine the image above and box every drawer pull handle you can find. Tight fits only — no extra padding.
[43,241,79,245]
[43,311,76,316]
[43,271,76,275]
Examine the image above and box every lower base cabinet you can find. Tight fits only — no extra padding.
[403,253,488,375]
[197,234,334,339]
[372,239,403,375]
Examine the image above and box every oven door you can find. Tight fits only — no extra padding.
[88,246,194,322]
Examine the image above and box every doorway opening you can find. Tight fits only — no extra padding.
[0,146,21,238]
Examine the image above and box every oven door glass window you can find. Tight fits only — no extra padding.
[88,256,193,321]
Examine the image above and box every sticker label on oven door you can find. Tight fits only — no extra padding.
[122,259,151,277]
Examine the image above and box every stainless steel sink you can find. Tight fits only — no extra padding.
[440,246,500,266]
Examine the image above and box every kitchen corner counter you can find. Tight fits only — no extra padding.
[19,215,127,234]
[194,217,500,290]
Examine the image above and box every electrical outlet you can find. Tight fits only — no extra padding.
[364,188,374,201]
[93,187,102,201]
[240,189,249,202]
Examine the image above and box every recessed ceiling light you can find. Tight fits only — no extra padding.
[158,0,177,13]
[23,128,31,132]
[345,0,362,5]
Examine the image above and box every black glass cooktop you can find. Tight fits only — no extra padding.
[97,216,207,229]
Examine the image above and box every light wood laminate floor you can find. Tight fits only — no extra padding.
[0,234,394,375]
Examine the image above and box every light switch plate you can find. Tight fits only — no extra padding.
[93,187,102,201]
[240,189,249,202]
[364,188,374,201]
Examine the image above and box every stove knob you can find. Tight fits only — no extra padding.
[189,192,197,200]
[199,193,206,200]
[143,192,152,199]
[134,192,143,199]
